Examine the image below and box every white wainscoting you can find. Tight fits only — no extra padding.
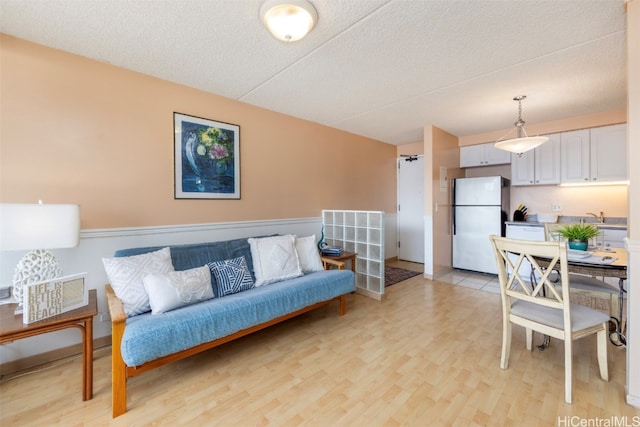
[0,215,399,364]
[423,215,434,278]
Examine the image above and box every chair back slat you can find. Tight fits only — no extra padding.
[490,235,571,319]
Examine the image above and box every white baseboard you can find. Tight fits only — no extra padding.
[627,392,640,409]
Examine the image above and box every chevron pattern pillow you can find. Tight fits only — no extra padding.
[207,256,255,297]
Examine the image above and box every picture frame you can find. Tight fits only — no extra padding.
[174,112,240,199]
[23,272,88,324]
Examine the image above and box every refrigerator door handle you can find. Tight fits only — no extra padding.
[452,179,456,235]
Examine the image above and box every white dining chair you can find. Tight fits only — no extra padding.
[489,235,609,404]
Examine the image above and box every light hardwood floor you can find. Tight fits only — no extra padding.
[1,264,638,426]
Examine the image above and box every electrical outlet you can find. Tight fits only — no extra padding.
[552,203,562,212]
[100,313,111,322]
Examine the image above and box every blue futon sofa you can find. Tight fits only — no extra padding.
[104,236,355,417]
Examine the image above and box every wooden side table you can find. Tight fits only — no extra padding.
[0,289,98,400]
[321,251,357,272]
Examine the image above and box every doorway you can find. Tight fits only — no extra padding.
[397,155,424,263]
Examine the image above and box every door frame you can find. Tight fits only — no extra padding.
[396,155,424,264]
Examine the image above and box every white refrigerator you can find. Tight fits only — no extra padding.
[452,176,510,274]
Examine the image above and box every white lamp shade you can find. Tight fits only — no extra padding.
[0,203,80,251]
[494,136,549,154]
[260,0,317,42]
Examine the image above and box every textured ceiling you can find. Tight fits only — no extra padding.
[0,0,627,145]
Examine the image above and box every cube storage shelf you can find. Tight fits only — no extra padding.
[322,210,385,298]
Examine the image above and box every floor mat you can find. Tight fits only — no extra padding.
[385,266,421,287]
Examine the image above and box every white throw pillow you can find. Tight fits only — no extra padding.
[248,235,303,286]
[295,235,324,273]
[142,265,214,315]
[102,247,175,317]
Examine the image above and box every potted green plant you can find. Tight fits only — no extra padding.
[556,223,600,250]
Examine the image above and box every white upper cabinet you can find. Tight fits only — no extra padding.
[460,142,511,168]
[590,124,627,182]
[511,133,561,186]
[561,124,627,184]
[560,129,590,182]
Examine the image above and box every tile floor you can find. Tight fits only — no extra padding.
[388,260,502,295]
[436,269,502,294]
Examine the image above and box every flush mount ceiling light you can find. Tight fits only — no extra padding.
[260,0,318,42]
[494,95,549,156]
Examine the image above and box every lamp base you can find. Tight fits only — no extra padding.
[12,249,63,314]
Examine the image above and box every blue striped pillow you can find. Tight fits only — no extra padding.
[207,256,255,297]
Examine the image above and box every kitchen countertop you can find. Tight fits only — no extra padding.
[506,221,627,230]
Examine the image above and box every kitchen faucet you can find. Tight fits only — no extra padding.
[586,211,605,223]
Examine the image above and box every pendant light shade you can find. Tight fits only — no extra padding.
[495,135,548,154]
[260,0,318,42]
[494,95,548,155]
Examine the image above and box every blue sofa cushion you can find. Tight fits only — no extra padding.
[120,269,355,366]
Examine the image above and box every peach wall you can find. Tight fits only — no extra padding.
[396,141,424,156]
[430,126,462,277]
[0,35,397,229]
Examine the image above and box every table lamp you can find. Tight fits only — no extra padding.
[0,201,80,313]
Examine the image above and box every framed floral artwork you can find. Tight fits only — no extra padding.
[174,112,240,199]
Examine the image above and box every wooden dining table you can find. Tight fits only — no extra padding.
[533,247,628,347]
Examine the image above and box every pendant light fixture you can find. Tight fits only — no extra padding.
[260,0,318,42]
[494,95,549,156]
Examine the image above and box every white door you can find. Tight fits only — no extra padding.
[397,156,424,263]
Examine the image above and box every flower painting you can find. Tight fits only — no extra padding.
[174,113,240,199]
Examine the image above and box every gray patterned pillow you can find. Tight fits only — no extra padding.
[103,247,174,317]
[207,256,254,297]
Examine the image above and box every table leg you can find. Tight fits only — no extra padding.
[83,318,94,400]
[609,278,627,347]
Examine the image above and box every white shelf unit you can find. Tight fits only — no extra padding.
[322,210,385,299]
